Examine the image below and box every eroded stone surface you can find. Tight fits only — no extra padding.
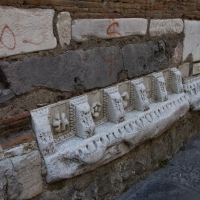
[0,6,57,58]
[0,150,42,200]
[122,41,168,79]
[72,18,147,42]
[193,63,200,75]
[0,46,123,95]
[170,42,183,68]
[57,12,71,47]
[150,19,183,36]
[183,20,200,62]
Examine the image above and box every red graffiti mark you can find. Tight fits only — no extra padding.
[22,39,43,45]
[0,25,16,50]
[106,22,121,37]
[98,47,120,77]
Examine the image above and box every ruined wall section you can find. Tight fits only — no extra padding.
[0,1,200,199]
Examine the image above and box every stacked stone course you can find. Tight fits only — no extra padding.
[0,1,200,199]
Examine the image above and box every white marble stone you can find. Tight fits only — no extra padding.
[0,150,42,199]
[150,19,183,36]
[30,68,190,183]
[183,20,200,62]
[170,68,183,94]
[193,63,200,75]
[152,72,168,102]
[0,6,57,58]
[72,18,148,42]
[57,12,71,47]
[184,75,200,110]
[131,78,149,111]
[178,63,190,78]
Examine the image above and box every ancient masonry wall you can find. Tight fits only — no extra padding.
[1,1,200,200]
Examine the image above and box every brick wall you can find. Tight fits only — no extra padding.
[1,0,200,19]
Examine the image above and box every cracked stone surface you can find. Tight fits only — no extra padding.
[116,136,200,200]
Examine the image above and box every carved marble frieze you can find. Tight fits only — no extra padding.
[183,75,200,110]
[31,68,190,183]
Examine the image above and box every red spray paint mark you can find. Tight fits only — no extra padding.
[98,47,120,77]
[106,22,121,37]
[0,25,16,50]
[22,38,43,45]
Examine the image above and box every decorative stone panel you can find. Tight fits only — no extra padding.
[0,6,57,58]
[31,68,190,183]
[72,18,147,42]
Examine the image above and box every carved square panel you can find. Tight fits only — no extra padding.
[49,101,72,142]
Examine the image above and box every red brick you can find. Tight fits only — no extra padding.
[0,112,30,125]
[2,133,35,150]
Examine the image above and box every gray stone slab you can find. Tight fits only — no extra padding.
[122,41,168,78]
[0,46,123,95]
[77,46,124,90]
[0,89,15,103]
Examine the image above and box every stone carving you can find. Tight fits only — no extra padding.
[183,76,200,110]
[131,78,149,111]
[152,72,168,102]
[91,102,101,118]
[30,68,191,183]
[70,95,95,139]
[121,91,129,108]
[104,86,125,123]
[170,68,183,94]
[183,20,200,62]
[31,107,56,157]
[52,112,69,133]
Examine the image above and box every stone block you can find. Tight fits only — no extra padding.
[183,20,200,62]
[0,46,123,95]
[72,18,147,42]
[0,89,15,103]
[193,63,200,75]
[57,12,71,47]
[10,150,42,199]
[150,19,183,36]
[178,63,190,78]
[122,41,168,78]
[0,6,57,58]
